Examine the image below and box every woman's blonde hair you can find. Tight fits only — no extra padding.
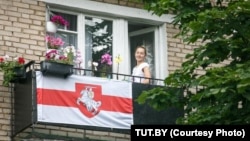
[135,45,147,56]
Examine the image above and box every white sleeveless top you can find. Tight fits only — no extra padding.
[132,62,149,83]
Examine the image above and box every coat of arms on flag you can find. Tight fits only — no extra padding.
[76,84,102,118]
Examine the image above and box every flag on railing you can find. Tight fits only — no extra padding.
[36,71,133,129]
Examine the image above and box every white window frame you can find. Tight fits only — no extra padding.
[42,0,174,80]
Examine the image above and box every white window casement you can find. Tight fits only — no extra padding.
[42,0,174,82]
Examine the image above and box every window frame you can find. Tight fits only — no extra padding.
[44,0,172,80]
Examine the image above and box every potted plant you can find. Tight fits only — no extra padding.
[46,21,57,33]
[46,14,69,33]
[100,53,112,78]
[45,35,65,49]
[50,15,69,29]
[0,55,26,87]
[88,61,99,76]
[114,54,122,79]
[40,46,77,78]
[89,53,113,78]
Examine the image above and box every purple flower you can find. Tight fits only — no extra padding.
[101,53,112,66]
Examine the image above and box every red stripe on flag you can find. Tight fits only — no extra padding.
[37,88,132,114]
[101,95,132,114]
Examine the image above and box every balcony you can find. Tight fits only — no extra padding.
[11,61,184,138]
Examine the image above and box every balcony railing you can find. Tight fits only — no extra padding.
[10,61,183,138]
[34,61,166,86]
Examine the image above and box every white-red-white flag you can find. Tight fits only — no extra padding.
[36,71,133,129]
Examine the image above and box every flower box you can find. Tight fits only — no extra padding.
[0,56,34,86]
[40,61,73,78]
[9,66,26,82]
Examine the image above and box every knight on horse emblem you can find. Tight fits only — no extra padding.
[77,86,102,115]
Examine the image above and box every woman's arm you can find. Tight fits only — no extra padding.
[142,66,151,84]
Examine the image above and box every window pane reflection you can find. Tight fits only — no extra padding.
[85,17,113,77]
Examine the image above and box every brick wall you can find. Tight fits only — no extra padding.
[166,23,229,75]
[0,0,194,141]
[0,0,46,140]
[166,23,199,74]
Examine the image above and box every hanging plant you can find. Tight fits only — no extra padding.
[46,21,57,33]
[50,15,69,28]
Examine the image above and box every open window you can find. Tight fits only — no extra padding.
[46,4,168,82]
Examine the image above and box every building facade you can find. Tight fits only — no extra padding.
[0,0,199,140]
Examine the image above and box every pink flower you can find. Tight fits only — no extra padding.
[45,49,67,61]
[51,15,69,27]
[45,49,60,60]
[45,46,78,65]
[46,35,64,49]
[74,49,83,64]
[101,53,112,66]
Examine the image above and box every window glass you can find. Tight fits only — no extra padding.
[56,32,77,48]
[130,32,155,78]
[51,12,77,31]
[48,11,78,48]
[47,11,78,69]
[85,17,113,77]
